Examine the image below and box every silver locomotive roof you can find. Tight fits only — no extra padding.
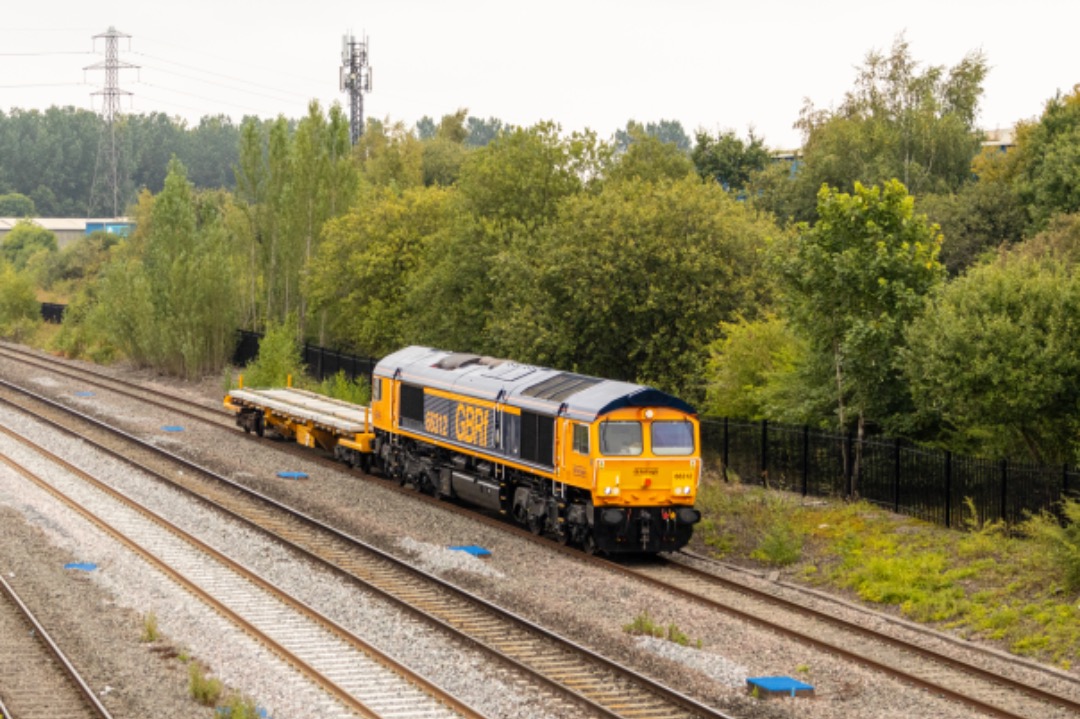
[374,346,695,421]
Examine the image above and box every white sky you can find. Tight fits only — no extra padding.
[3,1,1077,150]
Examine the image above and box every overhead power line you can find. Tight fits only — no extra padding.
[0,50,93,56]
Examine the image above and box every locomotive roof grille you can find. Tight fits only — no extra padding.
[521,372,602,402]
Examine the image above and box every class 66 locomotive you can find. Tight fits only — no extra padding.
[225,346,702,555]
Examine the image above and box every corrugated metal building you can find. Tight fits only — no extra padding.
[0,218,134,249]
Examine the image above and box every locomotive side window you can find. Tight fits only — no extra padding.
[600,421,642,456]
[572,424,589,454]
[651,420,695,455]
[373,378,383,401]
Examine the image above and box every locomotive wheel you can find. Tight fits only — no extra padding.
[583,533,599,556]
[555,528,570,546]
[528,514,544,535]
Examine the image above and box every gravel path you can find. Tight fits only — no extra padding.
[3,344,1072,719]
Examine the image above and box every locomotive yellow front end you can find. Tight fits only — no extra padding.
[573,406,701,553]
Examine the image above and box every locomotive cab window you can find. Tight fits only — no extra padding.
[651,420,695,455]
[572,424,589,454]
[600,421,642,456]
[373,378,383,401]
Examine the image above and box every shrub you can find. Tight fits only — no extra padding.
[219,694,260,718]
[623,611,699,648]
[0,263,39,335]
[241,320,304,388]
[1021,498,1080,592]
[140,611,159,642]
[751,522,804,566]
[188,662,223,705]
[313,370,370,405]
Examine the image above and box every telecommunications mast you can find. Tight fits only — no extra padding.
[85,26,138,217]
[340,32,372,145]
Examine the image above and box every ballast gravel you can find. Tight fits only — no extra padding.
[2,342,1077,719]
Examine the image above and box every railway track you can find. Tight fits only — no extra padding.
[0,418,482,719]
[8,345,1080,717]
[0,343,232,427]
[0,573,114,719]
[0,376,734,719]
[615,554,1080,719]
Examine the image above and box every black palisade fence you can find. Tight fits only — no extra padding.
[233,329,377,383]
[701,418,1080,531]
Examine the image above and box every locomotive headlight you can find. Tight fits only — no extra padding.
[645,409,654,419]
[604,487,611,496]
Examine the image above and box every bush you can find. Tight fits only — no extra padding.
[313,369,370,405]
[0,263,39,336]
[219,694,260,718]
[141,611,159,642]
[1022,498,1080,592]
[751,522,804,566]
[241,320,305,388]
[188,662,223,705]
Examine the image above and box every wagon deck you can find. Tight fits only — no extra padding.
[227,387,371,434]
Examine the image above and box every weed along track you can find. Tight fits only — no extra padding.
[0,573,114,719]
[0,379,734,719]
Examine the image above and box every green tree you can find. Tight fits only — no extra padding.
[703,314,810,421]
[1,220,57,269]
[775,180,944,454]
[421,109,473,187]
[99,159,241,378]
[356,118,423,188]
[0,192,35,216]
[465,115,504,147]
[919,171,1027,275]
[490,175,774,400]
[308,185,455,355]
[408,123,603,352]
[1011,86,1080,229]
[0,261,40,339]
[606,132,693,184]
[456,121,590,226]
[795,35,987,215]
[614,119,690,153]
[902,255,1080,463]
[691,129,771,191]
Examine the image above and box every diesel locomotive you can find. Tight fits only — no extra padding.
[226,345,702,554]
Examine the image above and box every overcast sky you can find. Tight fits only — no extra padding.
[4,1,1077,150]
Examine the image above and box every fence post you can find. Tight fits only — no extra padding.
[845,430,854,499]
[944,450,952,529]
[894,437,902,513]
[1000,458,1008,523]
[722,417,729,483]
[801,424,810,497]
[760,419,768,487]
